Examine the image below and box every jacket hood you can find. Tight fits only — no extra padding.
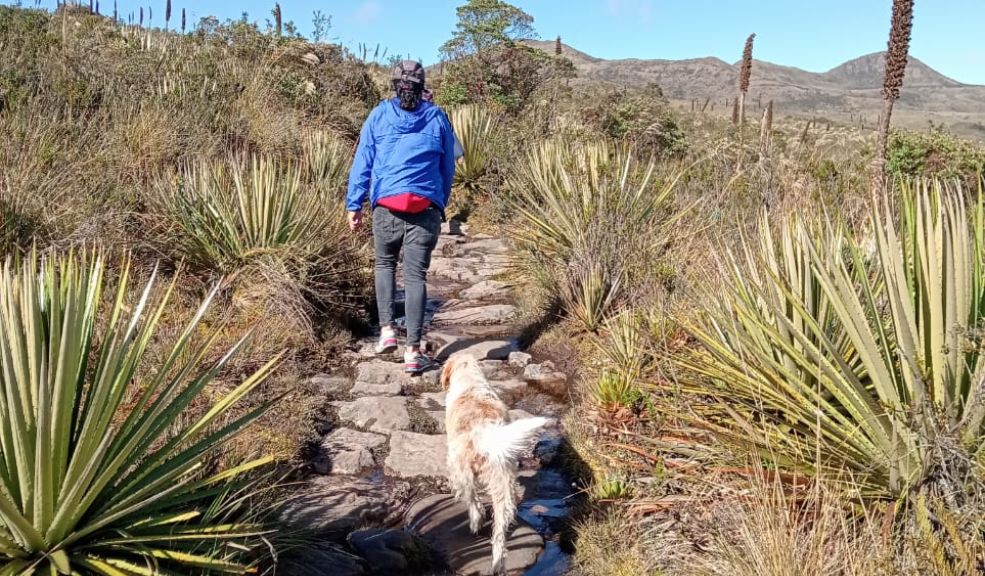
[380,98,441,133]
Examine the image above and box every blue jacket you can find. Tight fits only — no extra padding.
[346,99,456,213]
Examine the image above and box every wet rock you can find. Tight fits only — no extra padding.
[433,305,518,326]
[405,494,544,576]
[492,379,528,403]
[313,428,386,475]
[460,280,512,301]
[385,431,448,478]
[348,528,433,574]
[523,362,569,396]
[278,542,366,576]
[508,351,532,369]
[335,397,411,433]
[310,373,352,397]
[281,476,406,537]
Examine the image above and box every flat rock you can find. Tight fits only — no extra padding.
[277,543,367,576]
[405,494,544,576]
[310,373,352,397]
[355,360,407,385]
[437,339,513,362]
[314,428,386,475]
[460,280,512,301]
[460,238,510,254]
[478,359,505,378]
[385,431,448,478]
[522,363,569,397]
[420,391,447,409]
[335,397,411,433]
[508,351,532,368]
[348,528,433,574]
[427,410,447,433]
[492,379,528,403]
[281,476,406,537]
[350,380,403,396]
[433,305,518,326]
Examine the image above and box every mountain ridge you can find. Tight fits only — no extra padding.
[524,40,985,139]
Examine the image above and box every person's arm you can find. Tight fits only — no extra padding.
[346,108,377,214]
[439,112,457,208]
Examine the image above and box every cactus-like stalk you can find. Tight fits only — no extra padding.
[274,3,283,38]
[165,0,171,29]
[181,7,186,33]
[874,0,915,194]
[738,33,755,126]
[555,35,562,55]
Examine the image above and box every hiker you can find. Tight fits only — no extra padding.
[346,60,457,374]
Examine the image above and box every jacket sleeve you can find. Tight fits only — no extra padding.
[346,108,377,212]
[439,112,457,207]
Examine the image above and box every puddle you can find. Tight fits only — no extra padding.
[517,435,578,575]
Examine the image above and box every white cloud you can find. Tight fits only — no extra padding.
[354,1,383,25]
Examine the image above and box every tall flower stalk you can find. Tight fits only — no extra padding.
[737,33,755,126]
[874,0,915,193]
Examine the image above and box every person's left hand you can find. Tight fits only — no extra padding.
[347,211,363,232]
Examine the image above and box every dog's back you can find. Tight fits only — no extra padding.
[441,354,550,575]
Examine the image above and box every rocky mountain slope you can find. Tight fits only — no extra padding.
[529,40,985,139]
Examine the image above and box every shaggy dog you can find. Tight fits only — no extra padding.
[440,353,551,575]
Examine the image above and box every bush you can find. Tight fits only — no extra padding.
[0,250,280,574]
[679,180,985,498]
[888,127,985,181]
[504,140,683,331]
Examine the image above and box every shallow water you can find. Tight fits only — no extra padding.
[517,435,577,575]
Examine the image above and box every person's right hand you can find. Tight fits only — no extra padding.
[347,211,363,232]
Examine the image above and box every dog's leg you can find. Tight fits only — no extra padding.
[466,483,484,534]
[485,465,517,576]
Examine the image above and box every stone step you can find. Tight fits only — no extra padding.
[385,431,449,479]
[313,428,387,476]
[405,494,544,576]
[334,397,411,434]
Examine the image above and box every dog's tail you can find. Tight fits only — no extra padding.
[476,417,551,575]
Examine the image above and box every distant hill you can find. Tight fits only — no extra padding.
[527,41,985,140]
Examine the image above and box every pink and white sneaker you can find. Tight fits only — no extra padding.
[404,350,436,374]
[374,328,398,355]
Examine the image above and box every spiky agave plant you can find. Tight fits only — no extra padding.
[449,105,495,197]
[680,180,985,497]
[505,140,683,331]
[158,155,332,273]
[0,250,282,574]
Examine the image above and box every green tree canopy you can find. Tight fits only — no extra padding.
[440,0,537,58]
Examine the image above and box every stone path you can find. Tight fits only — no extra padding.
[280,222,572,576]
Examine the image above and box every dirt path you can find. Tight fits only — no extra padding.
[279,222,575,576]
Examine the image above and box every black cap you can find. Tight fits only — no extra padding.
[391,60,425,85]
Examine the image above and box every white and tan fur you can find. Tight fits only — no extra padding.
[440,353,551,575]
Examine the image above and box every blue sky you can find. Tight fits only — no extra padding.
[9,0,985,84]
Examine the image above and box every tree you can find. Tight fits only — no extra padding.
[440,0,537,59]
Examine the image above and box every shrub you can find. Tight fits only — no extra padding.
[0,250,281,574]
[680,180,985,498]
[505,140,682,331]
[154,155,337,274]
[888,128,985,181]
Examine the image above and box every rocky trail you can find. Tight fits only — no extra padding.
[280,222,576,576]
